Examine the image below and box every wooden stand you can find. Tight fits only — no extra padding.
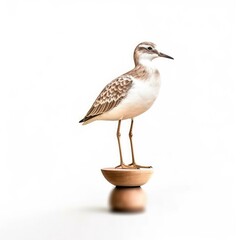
[101,168,153,212]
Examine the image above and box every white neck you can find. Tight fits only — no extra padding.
[138,58,158,70]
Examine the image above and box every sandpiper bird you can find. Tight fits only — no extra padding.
[79,42,173,169]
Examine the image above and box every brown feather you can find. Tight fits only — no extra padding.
[79,76,132,123]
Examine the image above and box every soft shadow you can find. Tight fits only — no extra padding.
[68,205,110,215]
[79,206,109,213]
[73,206,145,215]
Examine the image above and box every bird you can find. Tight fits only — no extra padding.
[79,41,173,169]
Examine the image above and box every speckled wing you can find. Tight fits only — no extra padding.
[79,76,133,123]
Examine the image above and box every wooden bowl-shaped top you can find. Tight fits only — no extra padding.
[101,168,153,187]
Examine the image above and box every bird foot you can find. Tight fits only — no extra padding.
[115,163,152,169]
[128,163,152,169]
[115,164,131,169]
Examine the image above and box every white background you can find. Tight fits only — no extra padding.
[0,0,239,239]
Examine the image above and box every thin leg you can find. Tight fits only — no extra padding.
[116,120,124,166]
[129,119,136,165]
[128,119,152,169]
[115,120,134,169]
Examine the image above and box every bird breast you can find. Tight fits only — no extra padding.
[112,72,161,119]
[126,73,160,107]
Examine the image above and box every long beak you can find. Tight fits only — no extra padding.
[158,52,174,60]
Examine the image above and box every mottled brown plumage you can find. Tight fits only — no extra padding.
[79,76,133,123]
[126,65,149,80]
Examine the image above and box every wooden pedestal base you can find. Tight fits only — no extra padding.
[110,186,146,212]
[101,168,153,212]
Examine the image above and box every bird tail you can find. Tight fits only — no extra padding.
[79,115,99,125]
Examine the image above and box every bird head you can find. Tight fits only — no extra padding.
[134,42,174,66]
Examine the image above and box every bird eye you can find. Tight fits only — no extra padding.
[147,47,153,50]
